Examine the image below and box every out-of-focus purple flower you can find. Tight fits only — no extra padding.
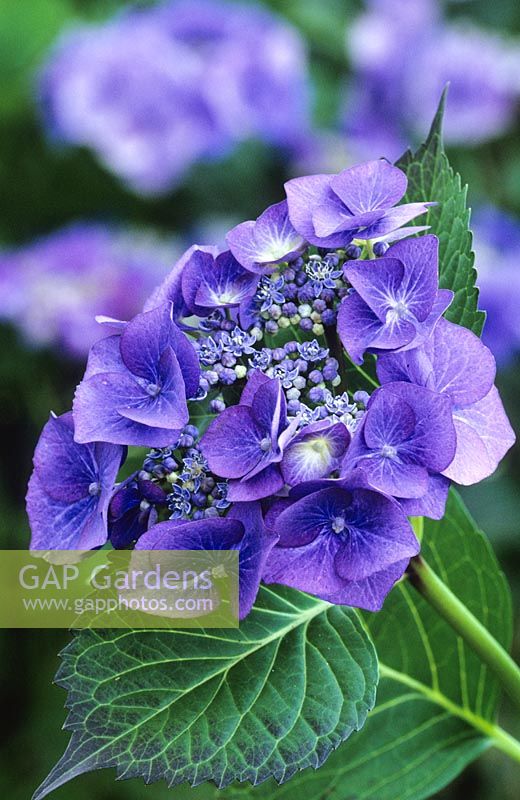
[201,371,297,500]
[108,474,167,548]
[262,480,419,610]
[73,304,200,446]
[153,0,310,147]
[227,201,305,274]
[285,159,431,248]
[0,223,179,357]
[39,0,311,196]
[345,0,520,160]
[26,412,124,549]
[280,419,350,485]
[377,317,516,486]
[342,381,456,518]
[338,235,452,364]
[40,13,222,196]
[181,249,258,314]
[472,207,520,365]
[136,501,277,619]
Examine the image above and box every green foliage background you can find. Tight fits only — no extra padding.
[0,1,519,799]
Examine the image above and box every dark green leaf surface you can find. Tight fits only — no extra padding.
[397,89,486,336]
[33,586,377,798]
[224,491,513,800]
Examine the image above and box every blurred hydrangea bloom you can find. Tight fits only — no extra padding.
[39,0,310,195]
[345,0,520,160]
[0,223,178,357]
[472,206,520,365]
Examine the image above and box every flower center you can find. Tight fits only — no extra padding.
[381,444,398,459]
[386,299,410,325]
[260,437,272,452]
[146,382,161,397]
[88,481,101,497]
[331,516,346,534]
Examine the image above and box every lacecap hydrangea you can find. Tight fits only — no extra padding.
[26,158,515,618]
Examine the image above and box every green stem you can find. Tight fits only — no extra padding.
[379,664,520,765]
[407,555,520,713]
[345,354,379,389]
[365,240,376,260]
[325,326,348,391]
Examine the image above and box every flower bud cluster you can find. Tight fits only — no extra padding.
[141,426,230,522]
[246,246,359,335]
[246,338,341,414]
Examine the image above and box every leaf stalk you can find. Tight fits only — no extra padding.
[407,554,520,713]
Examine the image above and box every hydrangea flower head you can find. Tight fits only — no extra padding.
[285,159,432,248]
[345,0,520,160]
[26,412,125,549]
[23,151,516,626]
[0,223,178,357]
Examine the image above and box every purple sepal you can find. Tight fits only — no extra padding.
[144,245,219,316]
[281,419,350,485]
[398,474,450,520]
[446,387,515,485]
[377,317,516,485]
[227,464,285,501]
[108,474,166,548]
[136,502,278,619]
[338,235,452,364]
[182,249,258,315]
[73,303,199,446]
[201,372,295,500]
[227,200,305,274]
[26,412,124,550]
[342,381,456,504]
[285,159,430,247]
[262,481,418,610]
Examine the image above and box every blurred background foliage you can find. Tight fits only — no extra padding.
[1,1,520,798]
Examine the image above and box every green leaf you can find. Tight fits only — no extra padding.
[223,490,513,800]
[33,586,377,798]
[396,88,486,336]
[187,396,217,435]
